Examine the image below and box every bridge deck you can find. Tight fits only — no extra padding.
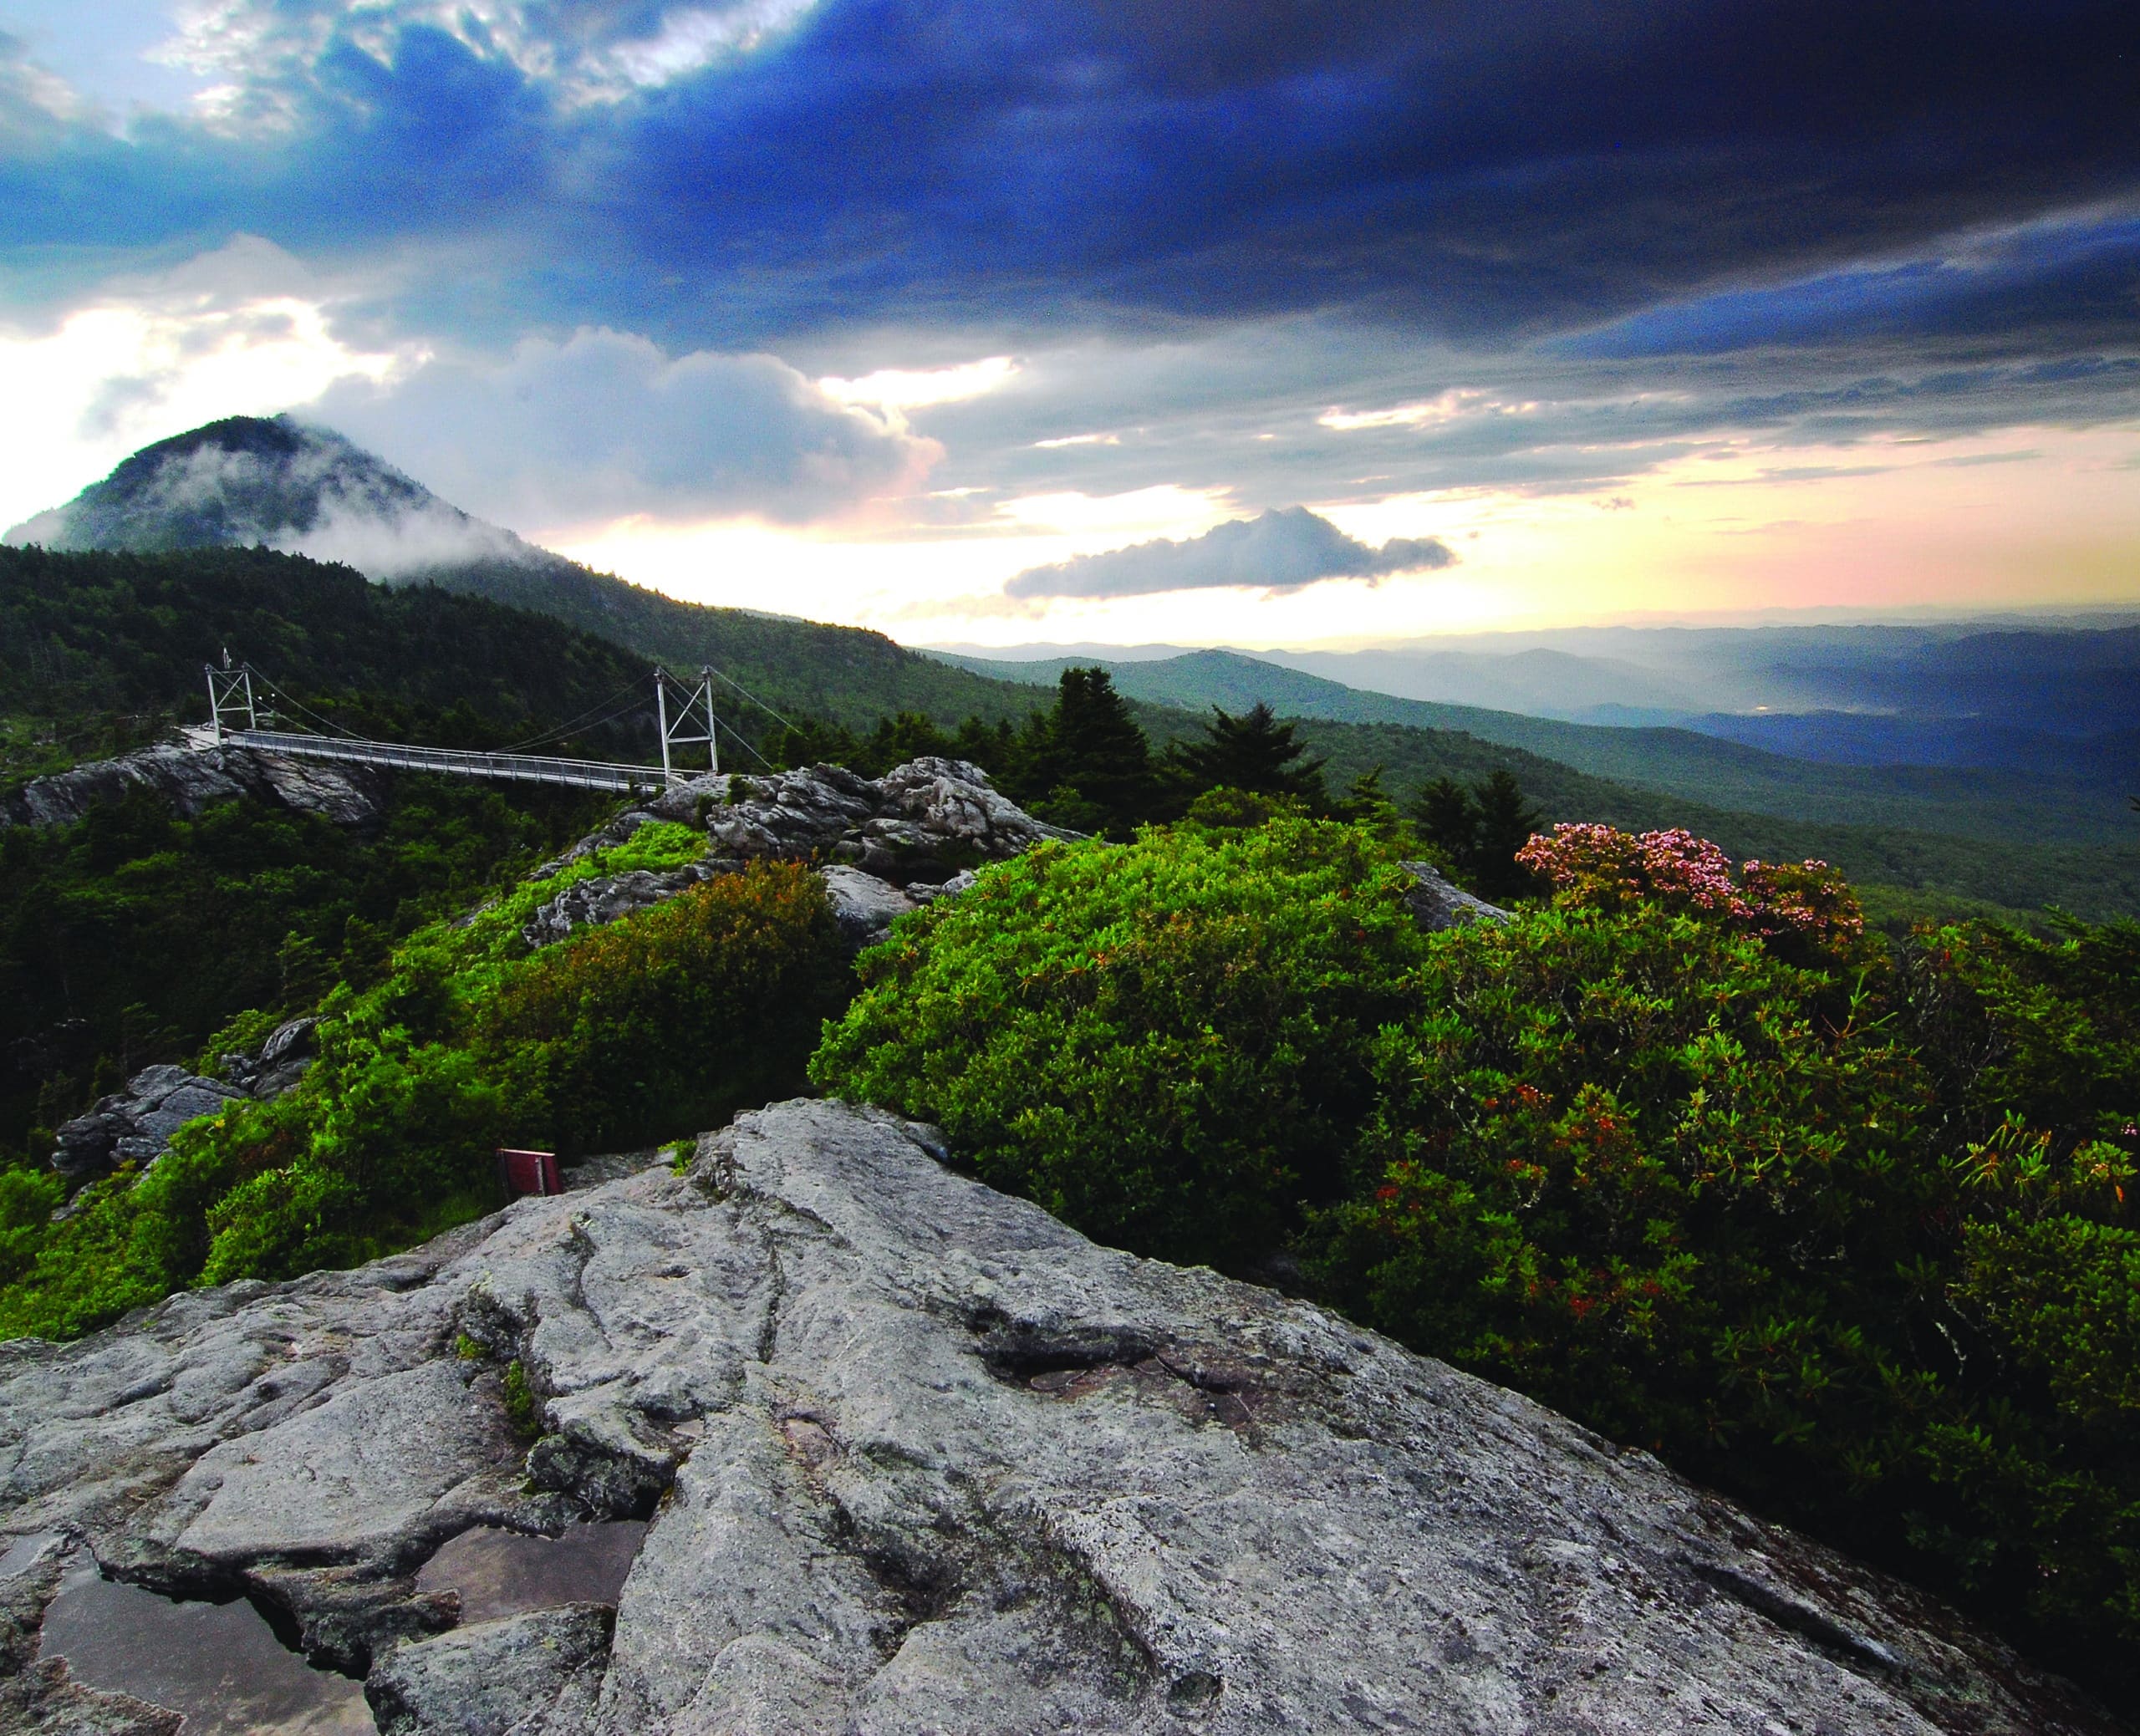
[228,729,675,793]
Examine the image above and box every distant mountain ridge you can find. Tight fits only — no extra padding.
[17,416,2134,920]
[942,624,2140,765]
[5,417,1047,734]
[936,646,2140,848]
[6,415,519,577]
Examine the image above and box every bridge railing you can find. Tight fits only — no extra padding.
[231,730,674,794]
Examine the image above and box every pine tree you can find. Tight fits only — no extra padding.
[1016,668,1158,836]
[1410,768,1543,900]
[1470,768,1544,899]
[1171,702,1327,804]
[1336,766,1402,834]
[1414,776,1477,860]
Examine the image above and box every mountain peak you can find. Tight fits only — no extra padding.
[5,414,532,580]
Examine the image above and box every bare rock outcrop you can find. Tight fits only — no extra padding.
[517,864,725,950]
[0,739,382,832]
[50,1017,318,1184]
[653,755,1077,884]
[522,759,1070,952]
[1398,859,1511,930]
[0,1098,2119,1734]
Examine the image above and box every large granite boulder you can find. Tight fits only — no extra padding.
[653,756,1078,885]
[49,1067,247,1183]
[518,864,722,950]
[818,863,919,951]
[0,1098,2118,1733]
[0,740,381,832]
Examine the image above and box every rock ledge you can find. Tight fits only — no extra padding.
[0,1098,2121,1733]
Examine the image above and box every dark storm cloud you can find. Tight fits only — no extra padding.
[1004,507,1456,599]
[4,1,2137,354]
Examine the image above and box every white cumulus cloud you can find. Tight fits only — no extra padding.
[1002,506,1456,599]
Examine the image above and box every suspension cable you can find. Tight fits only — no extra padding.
[236,659,781,774]
[705,664,798,733]
[494,673,655,751]
[496,689,655,753]
[698,700,776,771]
[244,669,367,740]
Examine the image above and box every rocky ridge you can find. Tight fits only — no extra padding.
[518,755,1491,960]
[521,757,1070,953]
[0,1097,2119,1734]
[1,738,381,832]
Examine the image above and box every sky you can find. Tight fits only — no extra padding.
[0,1,2136,646]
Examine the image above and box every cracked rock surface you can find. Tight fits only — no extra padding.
[0,1098,2122,1734]
[650,755,1077,885]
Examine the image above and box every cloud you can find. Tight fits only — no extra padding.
[0,238,411,531]
[5,1,2139,556]
[309,327,940,528]
[7,1,2139,357]
[1003,507,1455,599]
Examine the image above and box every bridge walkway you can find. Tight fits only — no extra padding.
[219,728,675,794]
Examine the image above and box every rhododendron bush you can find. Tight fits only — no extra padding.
[1516,822,1865,952]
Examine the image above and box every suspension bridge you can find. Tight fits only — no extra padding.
[198,656,782,793]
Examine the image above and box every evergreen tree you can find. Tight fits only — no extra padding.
[1414,776,1477,860]
[953,716,1017,778]
[1014,668,1159,836]
[1171,702,1327,805]
[1410,769,1543,900]
[1336,766,1402,834]
[1468,768,1544,901]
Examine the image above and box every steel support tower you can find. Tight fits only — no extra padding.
[205,652,257,743]
[655,667,719,782]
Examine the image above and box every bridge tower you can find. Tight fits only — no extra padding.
[655,667,719,782]
[205,650,257,744]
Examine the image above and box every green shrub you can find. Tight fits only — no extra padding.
[0,859,843,1336]
[0,1167,64,1286]
[479,863,848,1154]
[1302,904,1934,1506]
[812,819,1427,1268]
[502,1359,541,1440]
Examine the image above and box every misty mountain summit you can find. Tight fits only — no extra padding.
[4,414,539,581]
[0,415,1064,736]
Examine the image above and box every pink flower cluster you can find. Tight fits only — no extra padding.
[1515,822,1865,945]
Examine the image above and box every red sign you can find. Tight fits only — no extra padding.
[497,1148,563,1198]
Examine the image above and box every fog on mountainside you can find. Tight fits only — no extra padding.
[5,415,527,578]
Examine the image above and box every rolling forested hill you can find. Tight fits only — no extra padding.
[13,416,2135,921]
[0,543,668,774]
[1115,703,2140,922]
